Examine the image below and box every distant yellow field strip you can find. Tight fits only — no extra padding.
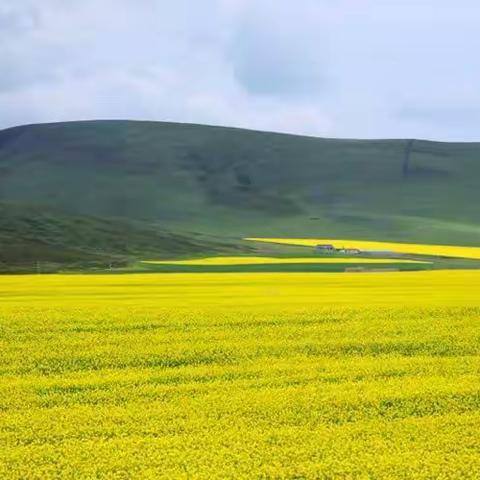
[245,238,480,260]
[143,256,429,266]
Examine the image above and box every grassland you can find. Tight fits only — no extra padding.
[0,203,250,273]
[1,271,480,478]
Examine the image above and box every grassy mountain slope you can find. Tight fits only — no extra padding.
[0,203,248,272]
[0,120,479,270]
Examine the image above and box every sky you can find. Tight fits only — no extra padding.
[1,0,479,141]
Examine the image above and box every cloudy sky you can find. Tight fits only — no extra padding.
[1,0,479,140]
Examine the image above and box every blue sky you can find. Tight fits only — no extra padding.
[1,0,479,140]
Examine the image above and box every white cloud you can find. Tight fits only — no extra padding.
[0,0,479,140]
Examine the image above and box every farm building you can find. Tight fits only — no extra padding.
[315,244,335,253]
[338,248,361,255]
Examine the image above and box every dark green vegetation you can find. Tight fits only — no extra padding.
[0,203,248,273]
[136,262,429,273]
[1,120,479,271]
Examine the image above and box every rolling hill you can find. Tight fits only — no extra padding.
[0,120,479,271]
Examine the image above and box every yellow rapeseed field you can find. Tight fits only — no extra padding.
[143,256,428,265]
[1,271,480,478]
[245,237,480,259]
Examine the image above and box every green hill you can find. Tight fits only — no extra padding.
[0,120,479,270]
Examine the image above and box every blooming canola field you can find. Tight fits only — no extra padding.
[245,238,480,260]
[1,271,480,478]
[143,256,428,266]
